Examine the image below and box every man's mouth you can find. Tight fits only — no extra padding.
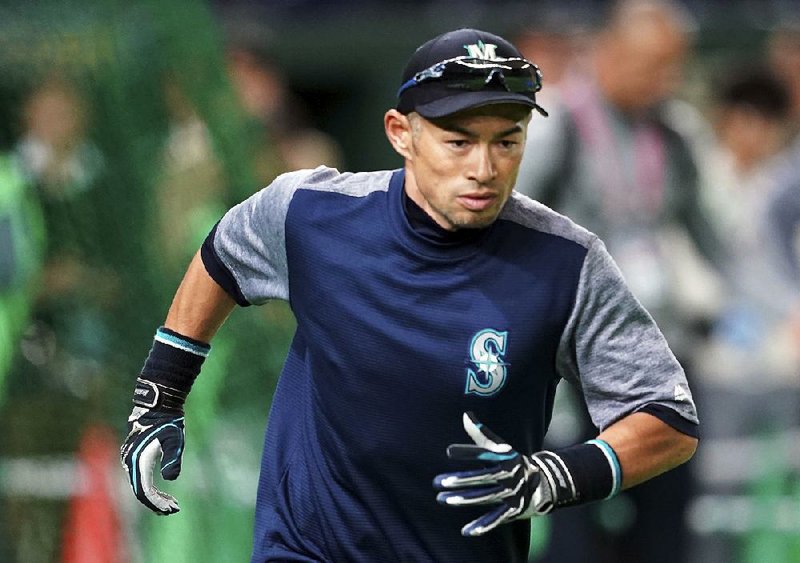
[458,193,497,212]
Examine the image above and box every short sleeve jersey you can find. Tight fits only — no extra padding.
[203,166,698,563]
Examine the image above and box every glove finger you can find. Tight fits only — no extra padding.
[462,412,513,454]
[434,463,521,490]
[447,444,519,464]
[136,438,181,514]
[460,502,519,537]
[145,487,181,515]
[157,423,185,481]
[436,483,513,507]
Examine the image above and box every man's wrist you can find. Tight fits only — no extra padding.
[530,439,622,511]
[133,327,210,412]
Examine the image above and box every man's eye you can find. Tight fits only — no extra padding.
[499,140,518,149]
[447,139,469,148]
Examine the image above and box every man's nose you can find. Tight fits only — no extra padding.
[467,145,496,184]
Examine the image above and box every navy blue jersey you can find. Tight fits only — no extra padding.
[203,167,697,562]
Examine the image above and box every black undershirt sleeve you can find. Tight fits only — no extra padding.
[638,403,699,439]
[200,223,251,307]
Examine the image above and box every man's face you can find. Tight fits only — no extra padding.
[400,105,530,231]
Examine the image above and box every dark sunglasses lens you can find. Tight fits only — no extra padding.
[442,71,538,93]
[501,75,539,93]
[438,60,538,93]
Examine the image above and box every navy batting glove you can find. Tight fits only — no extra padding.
[434,412,556,536]
[119,380,186,515]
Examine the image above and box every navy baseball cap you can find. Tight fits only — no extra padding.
[396,28,547,118]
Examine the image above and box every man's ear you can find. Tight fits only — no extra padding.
[384,109,414,160]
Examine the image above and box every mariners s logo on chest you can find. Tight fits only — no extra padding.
[465,329,509,397]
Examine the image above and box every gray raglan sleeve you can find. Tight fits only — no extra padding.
[556,238,699,431]
[208,169,313,306]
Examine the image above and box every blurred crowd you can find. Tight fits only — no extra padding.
[514,2,800,561]
[1,0,799,562]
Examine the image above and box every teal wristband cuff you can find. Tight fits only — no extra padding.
[154,327,211,357]
[586,439,623,499]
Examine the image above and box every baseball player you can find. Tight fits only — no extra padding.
[120,28,699,562]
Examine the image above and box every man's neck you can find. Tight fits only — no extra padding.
[402,189,484,244]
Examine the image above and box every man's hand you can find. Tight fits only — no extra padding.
[433,412,557,536]
[120,405,185,515]
[120,327,210,515]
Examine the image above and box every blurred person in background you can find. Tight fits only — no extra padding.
[515,1,725,561]
[224,28,343,179]
[11,76,116,401]
[703,67,792,181]
[698,65,794,350]
[156,75,230,282]
[154,25,344,280]
[690,61,799,563]
[514,6,590,228]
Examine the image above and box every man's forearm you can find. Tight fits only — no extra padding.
[164,251,236,343]
[598,411,698,489]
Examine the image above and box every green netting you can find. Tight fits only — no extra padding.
[0,1,292,560]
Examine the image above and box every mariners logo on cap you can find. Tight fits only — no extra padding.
[463,41,499,60]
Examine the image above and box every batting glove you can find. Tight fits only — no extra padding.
[119,379,187,515]
[434,412,573,536]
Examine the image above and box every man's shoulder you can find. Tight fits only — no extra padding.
[270,166,394,198]
[501,191,597,250]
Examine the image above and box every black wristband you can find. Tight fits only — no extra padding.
[133,327,210,412]
[533,439,622,510]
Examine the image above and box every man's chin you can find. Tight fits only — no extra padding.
[450,211,499,231]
